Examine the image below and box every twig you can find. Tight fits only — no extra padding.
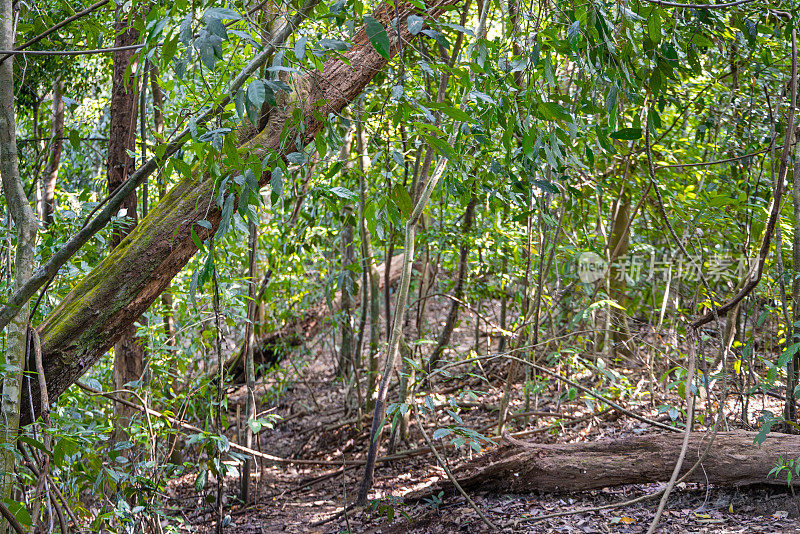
[646,330,696,534]
[413,405,498,530]
[76,381,361,466]
[485,354,681,432]
[642,0,754,7]
[0,43,148,56]
[0,0,110,63]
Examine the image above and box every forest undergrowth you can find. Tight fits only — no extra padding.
[158,295,800,534]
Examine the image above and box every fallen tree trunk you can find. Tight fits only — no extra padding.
[23,0,464,425]
[225,253,410,383]
[452,431,800,493]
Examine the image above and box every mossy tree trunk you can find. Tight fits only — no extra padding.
[22,0,465,425]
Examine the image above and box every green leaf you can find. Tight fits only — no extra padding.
[329,186,358,200]
[421,133,454,159]
[390,184,413,218]
[247,80,265,109]
[68,128,80,149]
[609,128,642,140]
[248,420,263,434]
[407,14,424,35]
[194,469,208,491]
[53,437,78,467]
[605,85,618,114]
[427,102,472,123]
[649,68,663,95]
[755,417,775,446]
[294,36,307,60]
[319,38,350,51]
[162,32,179,63]
[190,227,203,249]
[364,16,391,59]
[537,102,572,122]
[203,7,242,21]
[567,20,580,45]
[648,9,662,43]
[532,179,559,194]
[432,428,453,440]
[18,435,52,458]
[778,343,800,368]
[271,167,283,196]
[620,6,645,21]
[216,193,234,239]
[3,499,32,528]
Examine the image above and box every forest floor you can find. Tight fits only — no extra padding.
[164,296,800,533]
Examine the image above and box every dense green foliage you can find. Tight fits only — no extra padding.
[1,0,800,530]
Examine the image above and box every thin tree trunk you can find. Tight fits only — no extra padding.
[150,66,177,346]
[497,192,534,434]
[357,155,449,504]
[0,0,38,514]
[788,143,800,424]
[107,11,143,444]
[497,205,509,354]
[427,195,477,371]
[241,222,258,504]
[43,79,64,227]
[609,188,633,359]
[354,99,381,407]
[338,121,355,378]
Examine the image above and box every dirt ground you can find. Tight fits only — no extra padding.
[164,295,800,533]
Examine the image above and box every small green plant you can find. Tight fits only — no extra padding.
[769,455,800,486]
[369,495,408,523]
[423,490,444,510]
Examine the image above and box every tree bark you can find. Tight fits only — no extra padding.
[22,0,463,425]
[150,66,177,345]
[0,0,38,512]
[452,431,800,494]
[43,79,64,227]
[337,120,355,377]
[609,188,633,359]
[107,12,143,443]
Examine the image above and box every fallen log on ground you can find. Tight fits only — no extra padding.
[225,253,411,383]
[451,431,800,493]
